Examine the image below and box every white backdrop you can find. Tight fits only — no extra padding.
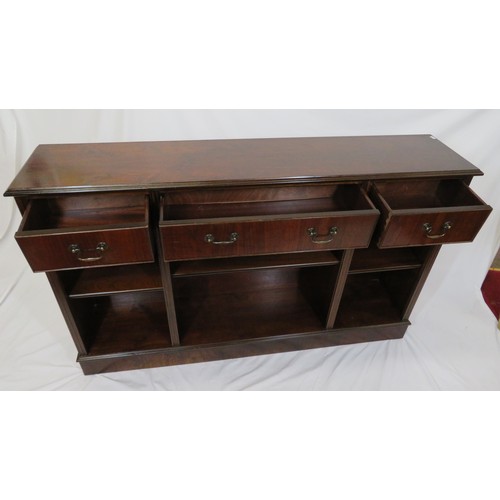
[1,109,499,390]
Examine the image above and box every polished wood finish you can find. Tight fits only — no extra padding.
[4,136,492,375]
[160,183,378,261]
[155,226,181,346]
[77,323,410,375]
[16,226,154,272]
[6,135,482,196]
[15,193,154,272]
[326,249,354,329]
[371,180,492,248]
[160,212,378,261]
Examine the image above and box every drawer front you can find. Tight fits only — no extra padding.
[160,213,379,261]
[376,209,491,248]
[371,179,492,248]
[16,227,154,272]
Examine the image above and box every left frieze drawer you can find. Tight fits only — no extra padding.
[15,192,154,272]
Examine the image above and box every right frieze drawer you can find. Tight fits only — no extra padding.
[370,179,492,248]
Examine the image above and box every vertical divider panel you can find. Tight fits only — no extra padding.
[156,194,180,346]
[325,249,354,329]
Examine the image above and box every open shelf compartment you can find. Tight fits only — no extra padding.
[75,291,172,356]
[173,266,336,346]
[335,269,420,328]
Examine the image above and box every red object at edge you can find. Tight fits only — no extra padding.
[481,269,500,320]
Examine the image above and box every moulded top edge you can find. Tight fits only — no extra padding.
[4,170,483,198]
[4,135,483,197]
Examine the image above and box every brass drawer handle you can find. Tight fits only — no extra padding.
[423,221,452,239]
[204,232,239,245]
[307,226,338,244]
[69,242,108,261]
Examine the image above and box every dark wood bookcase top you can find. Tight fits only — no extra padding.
[4,135,492,375]
[5,135,482,196]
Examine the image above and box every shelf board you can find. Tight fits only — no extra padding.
[175,276,325,346]
[77,323,410,374]
[87,292,172,356]
[172,251,339,277]
[335,274,403,328]
[349,247,421,274]
[69,263,163,298]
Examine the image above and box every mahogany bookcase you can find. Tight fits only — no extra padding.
[4,135,492,374]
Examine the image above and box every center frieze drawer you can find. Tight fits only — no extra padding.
[159,184,380,261]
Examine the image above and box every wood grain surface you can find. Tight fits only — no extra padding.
[5,135,482,196]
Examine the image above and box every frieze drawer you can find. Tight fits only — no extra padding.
[15,193,154,272]
[370,179,492,248]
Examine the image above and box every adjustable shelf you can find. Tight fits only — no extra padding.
[171,251,340,277]
[349,247,423,274]
[66,263,163,298]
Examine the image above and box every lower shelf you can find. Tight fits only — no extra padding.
[77,322,410,375]
[173,267,334,345]
[176,287,324,346]
[67,253,422,375]
[335,270,419,328]
[79,291,172,356]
